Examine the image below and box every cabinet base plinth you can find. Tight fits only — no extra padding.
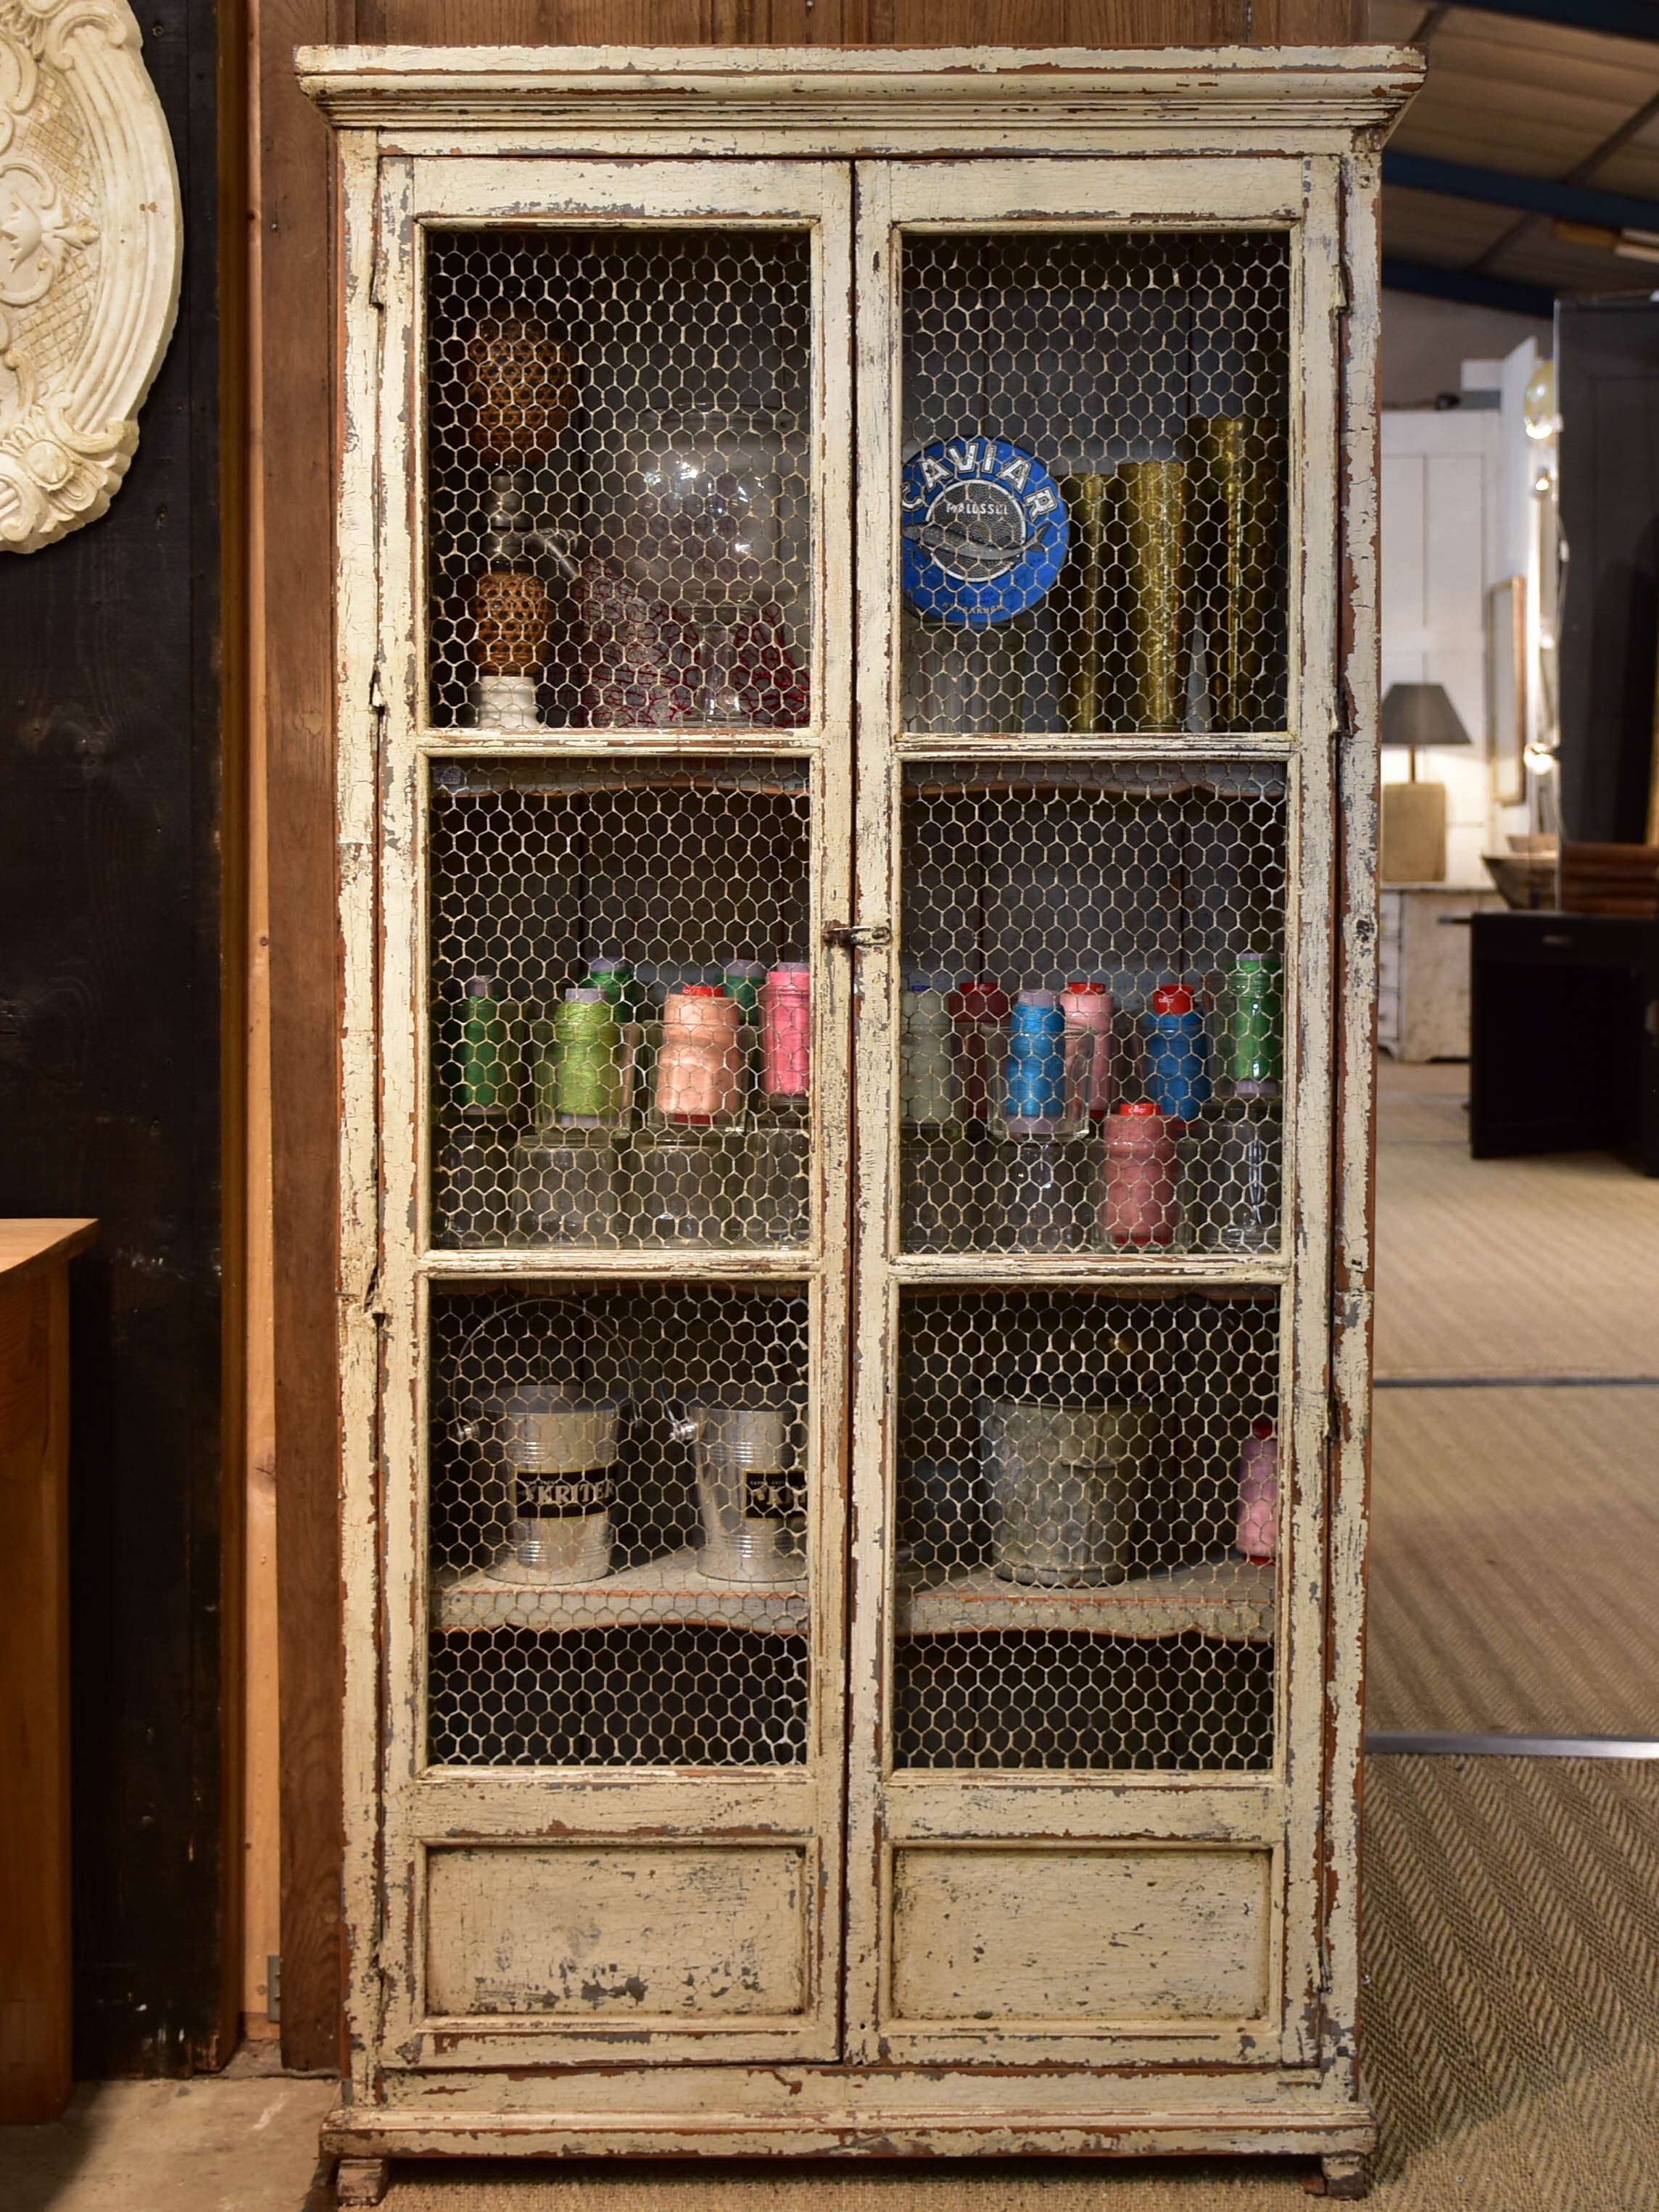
[321,2095,1377,2166]
[334,2158,390,2206]
[1315,2151,1370,2198]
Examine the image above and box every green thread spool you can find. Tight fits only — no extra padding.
[901,980,956,1128]
[553,987,623,1124]
[527,1012,558,1124]
[454,974,520,1118]
[581,956,642,1026]
[1225,954,1282,1088]
[721,959,767,1022]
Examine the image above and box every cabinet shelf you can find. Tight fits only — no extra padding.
[431,1552,1273,1644]
[896,1557,1274,1644]
[431,1547,810,1636]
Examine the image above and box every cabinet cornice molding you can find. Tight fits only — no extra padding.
[0,0,181,555]
[297,44,1423,144]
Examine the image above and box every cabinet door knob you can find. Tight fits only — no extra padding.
[822,921,892,950]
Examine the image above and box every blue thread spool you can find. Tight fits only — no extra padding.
[1005,990,1066,1131]
[1146,982,1212,1122]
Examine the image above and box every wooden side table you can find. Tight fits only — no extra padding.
[1378,885,1505,1062]
[0,1219,96,2123]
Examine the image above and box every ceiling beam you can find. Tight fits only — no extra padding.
[1449,0,1659,38]
[1383,149,1659,232]
[1382,255,1557,315]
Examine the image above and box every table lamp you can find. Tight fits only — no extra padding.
[1380,682,1473,882]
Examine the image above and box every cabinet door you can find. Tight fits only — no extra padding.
[845,157,1344,2066]
[352,156,854,2070]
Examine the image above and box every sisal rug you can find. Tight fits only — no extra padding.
[1367,1383,1659,1736]
[1371,1064,1659,1383]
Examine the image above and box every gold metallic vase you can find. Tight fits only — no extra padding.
[1116,459,1187,732]
[1187,416,1283,727]
[1059,473,1109,734]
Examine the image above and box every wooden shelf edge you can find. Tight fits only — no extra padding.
[0,1218,99,1289]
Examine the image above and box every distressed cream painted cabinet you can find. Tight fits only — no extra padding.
[301,44,1419,2195]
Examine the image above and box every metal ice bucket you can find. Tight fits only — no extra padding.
[679,1404,806,1585]
[487,1393,621,1586]
[979,1397,1138,1587]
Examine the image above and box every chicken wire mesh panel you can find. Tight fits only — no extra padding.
[898,762,1287,1256]
[892,1289,1279,1772]
[428,1281,813,1767]
[429,757,814,1252]
[898,231,1289,737]
[426,228,814,733]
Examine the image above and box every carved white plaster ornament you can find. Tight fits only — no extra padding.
[0,0,181,553]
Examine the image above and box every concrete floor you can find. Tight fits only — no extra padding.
[0,2041,336,2212]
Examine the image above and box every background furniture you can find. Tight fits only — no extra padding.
[1557,840,1659,919]
[1557,295,1659,847]
[1379,885,1505,1063]
[1470,913,1659,1173]
[0,1219,96,2122]
[1378,681,1473,886]
[302,43,1415,2193]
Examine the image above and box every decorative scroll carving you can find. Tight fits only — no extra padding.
[0,0,181,554]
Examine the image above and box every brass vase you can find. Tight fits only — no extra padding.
[1059,473,1109,734]
[1187,416,1283,728]
[1117,458,1187,732]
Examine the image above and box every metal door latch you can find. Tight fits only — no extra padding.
[822,921,892,950]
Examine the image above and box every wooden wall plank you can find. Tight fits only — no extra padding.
[260,0,349,2078]
[360,3,1369,44]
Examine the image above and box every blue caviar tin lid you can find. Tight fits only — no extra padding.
[901,436,1069,629]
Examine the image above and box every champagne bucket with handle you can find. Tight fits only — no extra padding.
[677,1404,807,1585]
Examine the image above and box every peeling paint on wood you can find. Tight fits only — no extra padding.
[889,1846,1271,2025]
[426,1846,808,2019]
[307,40,1418,2166]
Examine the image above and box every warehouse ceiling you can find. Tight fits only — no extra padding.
[1370,0,1659,311]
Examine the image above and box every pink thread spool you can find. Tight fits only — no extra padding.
[1062,979,1115,1119]
[1099,1100,1176,1247]
[761,962,811,1098]
[656,985,742,1124]
[1236,1417,1278,1564]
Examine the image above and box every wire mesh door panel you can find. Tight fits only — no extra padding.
[363,163,855,2068]
[845,160,1339,2068]
[426,226,816,736]
[428,1281,819,1770]
[898,228,1290,740]
[428,757,818,1254]
[897,761,1288,1259]
[890,1290,1278,1774]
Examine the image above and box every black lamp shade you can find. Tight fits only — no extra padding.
[1381,682,1473,750]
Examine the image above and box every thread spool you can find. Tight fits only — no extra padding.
[761,964,811,1099]
[1061,979,1114,1119]
[1099,1100,1177,1248]
[656,985,742,1124]
[551,987,622,1124]
[1005,989,1066,1132]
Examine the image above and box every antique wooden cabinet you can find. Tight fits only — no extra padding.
[300,43,1420,2198]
